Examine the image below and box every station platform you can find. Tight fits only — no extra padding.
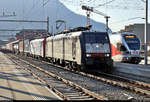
[0,52,62,100]
[114,62,150,78]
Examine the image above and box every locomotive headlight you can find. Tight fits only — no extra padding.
[86,54,91,57]
[105,54,109,57]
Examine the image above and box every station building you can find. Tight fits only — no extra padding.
[16,29,48,40]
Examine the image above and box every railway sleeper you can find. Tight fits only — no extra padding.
[64,92,83,96]
[71,98,94,100]
[68,95,92,98]
[70,97,93,99]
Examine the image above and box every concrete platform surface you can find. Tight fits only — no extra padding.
[0,52,62,100]
[114,62,150,78]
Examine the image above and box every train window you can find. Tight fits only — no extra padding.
[85,33,109,43]
[117,43,126,51]
[124,35,140,50]
[120,45,126,51]
[117,43,121,51]
[85,34,95,43]
[95,34,109,43]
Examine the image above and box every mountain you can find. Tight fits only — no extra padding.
[44,0,109,34]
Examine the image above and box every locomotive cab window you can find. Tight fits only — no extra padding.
[123,35,140,50]
[85,33,109,43]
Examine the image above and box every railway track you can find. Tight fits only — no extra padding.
[94,72,150,97]
[7,54,107,100]
[25,54,150,98]
[80,68,150,98]
[6,53,150,100]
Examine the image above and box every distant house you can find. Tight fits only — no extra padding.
[16,29,48,40]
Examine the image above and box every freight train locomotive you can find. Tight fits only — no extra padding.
[45,31,113,72]
[5,30,114,72]
[109,32,142,64]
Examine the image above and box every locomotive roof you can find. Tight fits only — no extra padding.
[30,38,44,42]
[8,40,20,44]
[47,31,82,40]
[47,31,107,40]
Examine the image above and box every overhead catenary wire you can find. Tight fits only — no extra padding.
[42,0,51,7]
[27,0,50,19]
[95,0,116,8]
[110,17,144,24]
[19,0,48,32]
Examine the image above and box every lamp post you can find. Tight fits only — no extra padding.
[144,0,148,65]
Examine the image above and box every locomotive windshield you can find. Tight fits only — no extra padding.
[123,35,140,50]
[84,32,110,53]
[84,32,109,43]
